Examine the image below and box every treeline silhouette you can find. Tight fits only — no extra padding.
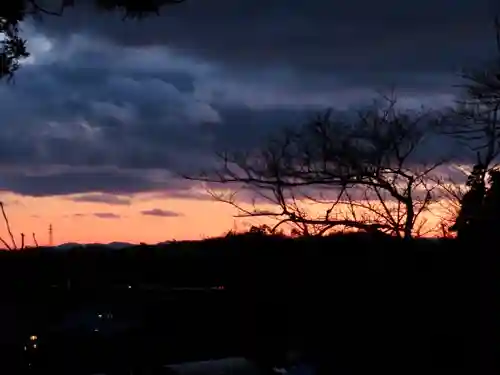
[0,232,485,374]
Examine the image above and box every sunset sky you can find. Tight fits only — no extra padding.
[0,0,497,245]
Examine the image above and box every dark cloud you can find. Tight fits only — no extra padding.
[69,193,131,205]
[0,164,211,197]
[32,0,498,90]
[0,168,164,196]
[141,208,182,217]
[0,57,219,171]
[93,212,120,219]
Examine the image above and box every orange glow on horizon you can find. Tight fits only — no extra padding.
[0,192,250,246]
[0,190,457,247]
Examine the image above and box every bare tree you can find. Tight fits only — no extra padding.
[187,95,447,239]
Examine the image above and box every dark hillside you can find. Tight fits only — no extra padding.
[0,233,481,374]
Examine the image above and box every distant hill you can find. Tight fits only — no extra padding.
[54,242,134,250]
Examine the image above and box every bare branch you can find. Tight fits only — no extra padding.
[0,202,16,249]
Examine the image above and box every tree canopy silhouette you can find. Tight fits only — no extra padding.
[450,162,487,239]
[452,164,500,239]
[0,0,185,80]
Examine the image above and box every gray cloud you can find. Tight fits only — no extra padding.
[93,212,120,219]
[141,208,182,217]
[69,193,131,205]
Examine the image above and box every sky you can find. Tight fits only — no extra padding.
[0,0,497,245]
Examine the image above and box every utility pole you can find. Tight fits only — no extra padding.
[49,224,53,246]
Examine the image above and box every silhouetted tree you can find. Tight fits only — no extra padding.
[448,158,500,375]
[481,169,500,234]
[188,95,447,239]
[0,0,185,80]
[449,161,486,239]
[437,17,500,243]
[457,167,500,239]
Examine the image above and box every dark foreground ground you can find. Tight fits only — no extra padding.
[0,232,495,374]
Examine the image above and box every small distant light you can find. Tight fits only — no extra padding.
[29,335,37,341]
[128,285,132,289]
[32,344,37,349]
[94,328,99,332]
[23,346,27,351]
[98,314,103,318]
